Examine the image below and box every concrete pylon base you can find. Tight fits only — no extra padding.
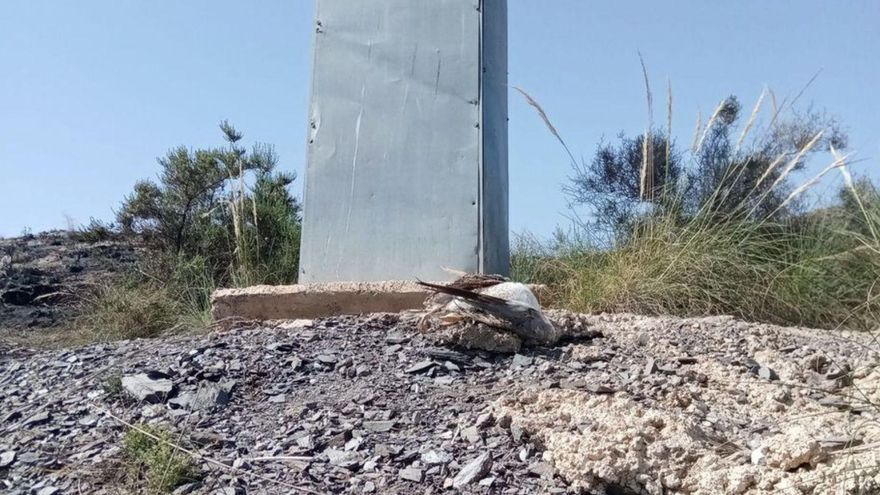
[211,281,435,321]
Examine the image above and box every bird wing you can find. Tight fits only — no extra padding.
[446,272,508,291]
[417,280,540,328]
[418,280,507,305]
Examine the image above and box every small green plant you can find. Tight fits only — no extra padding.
[102,370,124,399]
[74,217,116,243]
[122,425,199,494]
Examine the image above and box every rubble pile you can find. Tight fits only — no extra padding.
[1,312,878,494]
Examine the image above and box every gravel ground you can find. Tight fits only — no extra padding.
[1,312,878,494]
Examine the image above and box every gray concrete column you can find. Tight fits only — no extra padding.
[300,0,508,282]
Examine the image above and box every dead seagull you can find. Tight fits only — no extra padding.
[417,278,560,346]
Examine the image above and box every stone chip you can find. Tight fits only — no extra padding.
[122,372,174,403]
[452,452,493,488]
[399,467,424,482]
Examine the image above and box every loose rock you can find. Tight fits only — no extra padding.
[757,366,779,381]
[399,467,424,482]
[121,372,174,403]
[421,450,452,466]
[363,420,395,433]
[169,381,234,411]
[460,426,482,444]
[1,309,877,494]
[23,411,50,427]
[452,452,493,488]
[405,360,435,374]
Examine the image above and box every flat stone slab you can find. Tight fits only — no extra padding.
[211,281,436,321]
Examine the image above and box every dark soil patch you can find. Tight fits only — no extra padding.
[0,231,139,331]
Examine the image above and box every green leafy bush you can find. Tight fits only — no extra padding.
[567,94,846,243]
[61,122,302,345]
[117,121,302,287]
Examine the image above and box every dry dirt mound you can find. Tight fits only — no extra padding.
[495,314,880,494]
[0,312,877,494]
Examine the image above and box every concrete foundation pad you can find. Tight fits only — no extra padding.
[211,281,436,321]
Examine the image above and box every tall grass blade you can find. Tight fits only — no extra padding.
[767,95,789,132]
[638,52,654,200]
[514,86,577,166]
[665,79,672,200]
[770,152,849,217]
[767,131,823,192]
[745,131,823,218]
[694,99,726,154]
[736,87,766,152]
[790,69,823,108]
[835,146,878,243]
[691,109,703,154]
[754,154,787,189]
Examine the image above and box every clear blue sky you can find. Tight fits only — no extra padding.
[2,1,878,237]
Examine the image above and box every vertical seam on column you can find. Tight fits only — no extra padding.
[477,0,485,274]
[300,0,323,281]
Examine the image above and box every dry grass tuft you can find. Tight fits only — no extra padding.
[514,80,880,332]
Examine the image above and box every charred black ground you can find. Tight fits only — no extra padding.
[0,231,138,331]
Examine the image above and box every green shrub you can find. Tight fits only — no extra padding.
[565,94,846,242]
[116,121,302,288]
[229,168,302,286]
[122,425,199,494]
[58,122,302,346]
[73,217,116,243]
